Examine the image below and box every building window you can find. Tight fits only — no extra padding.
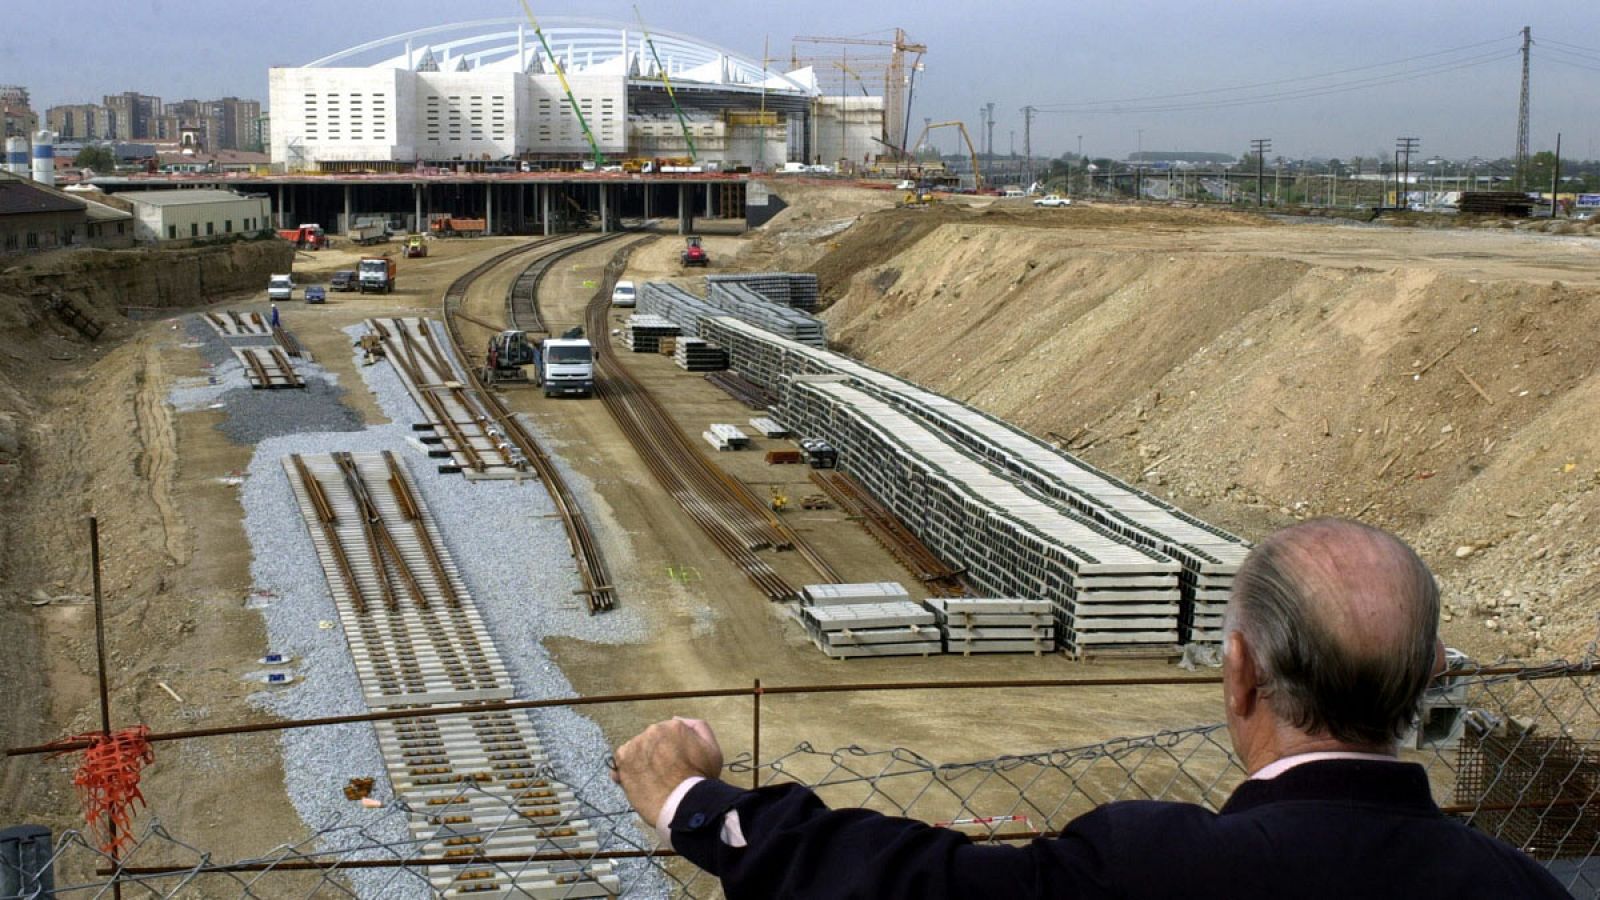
[206,222,215,236]
[168,225,177,239]
[117,222,125,235]
[26,232,37,248]
[191,223,198,237]
[4,234,16,251]
[225,220,232,233]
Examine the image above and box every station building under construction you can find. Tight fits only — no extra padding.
[268,18,883,172]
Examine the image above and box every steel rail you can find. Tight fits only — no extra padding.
[438,234,623,613]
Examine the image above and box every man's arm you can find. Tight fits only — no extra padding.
[668,778,1117,899]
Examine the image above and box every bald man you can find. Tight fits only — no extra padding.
[612,518,1571,898]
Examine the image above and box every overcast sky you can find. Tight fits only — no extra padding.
[6,0,1600,161]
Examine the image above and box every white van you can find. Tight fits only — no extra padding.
[610,280,637,307]
[267,274,294,301]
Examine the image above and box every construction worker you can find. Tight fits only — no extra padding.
[270,304,280,329]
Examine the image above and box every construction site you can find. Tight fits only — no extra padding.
[4,11,1600,900]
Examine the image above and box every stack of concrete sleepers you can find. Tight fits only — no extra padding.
[803,582,911,605]
[621,314,680,352]
[673,337,729,371]
[697,316,1248,646]
[705,281,826,346]
[638,282,718,337]
[706,272,820,312]
[780,377,1184,657]
[929,598,1055,655]
[795,600,942,658]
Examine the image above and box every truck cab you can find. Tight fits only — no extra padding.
[535,336,594,398]
[358,257,396,294]
[267,274,294,301]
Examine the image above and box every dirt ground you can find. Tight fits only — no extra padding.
[7,181,1597,884]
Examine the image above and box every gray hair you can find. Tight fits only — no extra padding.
[1226,518,1440,747]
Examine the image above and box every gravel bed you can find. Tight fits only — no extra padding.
[224,323,663,897]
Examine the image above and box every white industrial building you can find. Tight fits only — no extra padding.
[268,18,885,172]
[125,189,272,243]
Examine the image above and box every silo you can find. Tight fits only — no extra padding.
[30,130,55,186]
[3,136,27,178]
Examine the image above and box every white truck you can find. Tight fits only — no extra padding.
[267,274,294,301]
[347,221,388,245]
[534,329,594,398]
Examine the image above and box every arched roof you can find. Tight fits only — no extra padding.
[304,17,815,96]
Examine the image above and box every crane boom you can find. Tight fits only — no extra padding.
[911,120,984,190]
[520,0,605,168]
[635,5,697,163]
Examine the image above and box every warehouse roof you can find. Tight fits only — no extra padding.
[124,189,263,207]
[0,175,85,217]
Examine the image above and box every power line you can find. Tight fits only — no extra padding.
[1031,34,1518,111]
[1540,37,1600,58]
[1035,50,1516,115]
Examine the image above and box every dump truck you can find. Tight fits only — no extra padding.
[276,224,325,250]
[358,256,396,294]
[534,327,594,398]
[430,216,487,237]
[347,221,388,245]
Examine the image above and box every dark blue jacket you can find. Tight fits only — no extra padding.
[669,759,1571,898]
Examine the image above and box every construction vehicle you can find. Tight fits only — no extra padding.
[908,121,985,191]
[483,330,537,385]
[357,256,396,294]
[770,486,789,513]
[403,234,428,258]
[347,220,388,245]
[429,216,487,237]
[534,327,594,398]
[898,183,938,208]
[276,224,326,250]
[681,235,709,268]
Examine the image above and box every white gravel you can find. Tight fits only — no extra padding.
[222,321,662,897]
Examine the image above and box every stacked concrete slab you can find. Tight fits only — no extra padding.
[795,600,943,658]
[707,272,821,311]
[620,314,680,352]
[673,337,729,371]
[803,582,911,605]
[704,281,826,346]
[782,377,1184,656]
[699,315,1250,647]
[929,598,1056,655]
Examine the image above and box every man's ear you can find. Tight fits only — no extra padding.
[1224,630,1260,720]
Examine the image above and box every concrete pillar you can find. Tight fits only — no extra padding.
[413,184,422,232]
[485,183,494,236]
[705,182,714,218]
[275,185,285,228]
[542,184,552,236]
[644,183,652,221]
[677,183,687,235]
[343,184,352,233]
[599,183,610,233]
[516,183,525,233]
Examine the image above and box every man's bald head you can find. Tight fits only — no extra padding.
[1226,518,1440,747]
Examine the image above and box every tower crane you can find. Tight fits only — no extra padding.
[792,30,926,154]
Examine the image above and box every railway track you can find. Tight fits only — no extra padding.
[234,346,304,389]
[574,256,843,602]
[438,234,624,614]
[283,450,617,898]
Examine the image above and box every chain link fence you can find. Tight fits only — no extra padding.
[5,660,1599,899]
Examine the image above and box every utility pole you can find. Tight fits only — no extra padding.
[1551,132,1562,217]
[1515,25,1532,190]
[1396,137,1419,209]
[1021,105,1036,185]
[1250,138,1270,207]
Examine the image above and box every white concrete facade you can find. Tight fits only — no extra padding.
[126,190,272,243]
[269,67,627,168]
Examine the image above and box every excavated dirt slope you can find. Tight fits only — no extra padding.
[796,202,1600,661]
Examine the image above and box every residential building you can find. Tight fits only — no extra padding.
[1,85,38,138]
[103,92,162,140]
[124,189,271,243]
[46,104,116,141]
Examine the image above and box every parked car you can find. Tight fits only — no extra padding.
[305,285,326,304]
[1034,195,1073,208]
[330,270,356,291]
[611,280,637,307]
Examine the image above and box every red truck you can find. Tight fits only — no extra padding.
[277,224,326,249]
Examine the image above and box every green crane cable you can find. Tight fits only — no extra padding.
[634,5,697,163]
[520,0,606,167]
